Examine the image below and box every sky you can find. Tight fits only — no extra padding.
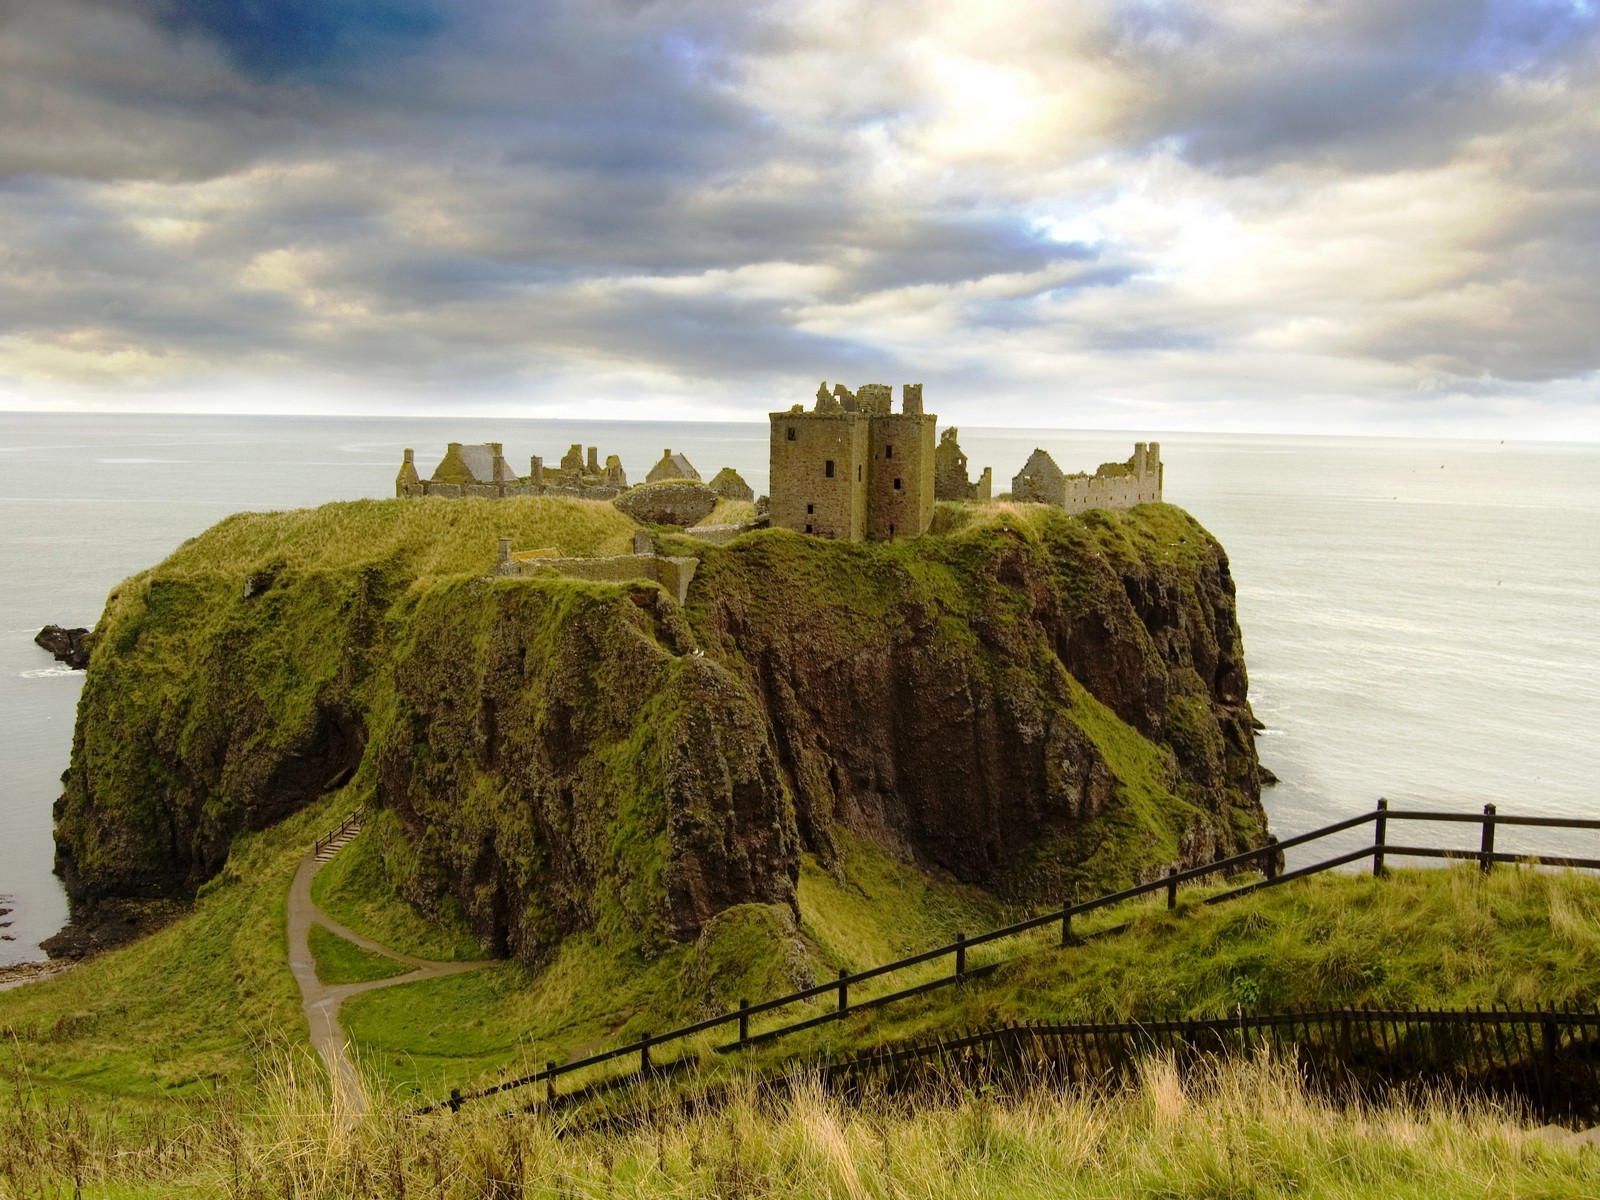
[0,0,1596,437]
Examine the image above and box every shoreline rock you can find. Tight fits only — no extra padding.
[39,897,186,961]
[0,959,75,992]
[35,624,92,670]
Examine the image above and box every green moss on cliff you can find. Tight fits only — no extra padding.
[56,492,1267,1099]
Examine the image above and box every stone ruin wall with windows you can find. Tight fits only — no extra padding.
[771,382,1164,542]
[768,382,937,541]
[1011,442,1164,513]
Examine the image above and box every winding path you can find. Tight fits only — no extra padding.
[286,844,497,1112]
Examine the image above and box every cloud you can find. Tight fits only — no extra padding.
[0,0,1596,435]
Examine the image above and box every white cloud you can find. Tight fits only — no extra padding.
[0,0,1596,437]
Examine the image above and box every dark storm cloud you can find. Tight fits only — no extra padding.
[153,0,447,81]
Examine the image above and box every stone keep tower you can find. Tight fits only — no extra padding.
[769,382,938,540]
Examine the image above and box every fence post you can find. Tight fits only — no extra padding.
[1263,835,1279,883]
[838,968,850,1016]
[955,933,966,978]
[739,999,750,1047]
[448,1088,462,1114]
[1166,866,1179,910]
[1480,803,1497,874]
[546,1061,557,1107]
[639,1034,652,1076]
[1059,901,1073,947]
[1373,798,1388,876]
[1541,1010,1558,1121]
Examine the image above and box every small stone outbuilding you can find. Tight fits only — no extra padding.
[647,450,701,483]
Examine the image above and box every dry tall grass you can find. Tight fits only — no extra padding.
[4,1044,1595,1198]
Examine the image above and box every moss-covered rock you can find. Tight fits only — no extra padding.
[53,496,1268,968]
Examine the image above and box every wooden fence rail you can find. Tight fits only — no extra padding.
[550,1006,1600,1131]
[313,809,363,859]
[421,802,1600,1115]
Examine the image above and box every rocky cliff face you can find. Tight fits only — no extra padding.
[51,498,1267,965]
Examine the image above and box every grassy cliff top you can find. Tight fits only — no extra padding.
[152,495,639,581]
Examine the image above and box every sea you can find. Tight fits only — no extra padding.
[3,412,1599,966]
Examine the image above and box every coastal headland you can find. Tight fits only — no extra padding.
[6,489,1600,1195]
[49,495,1267,969]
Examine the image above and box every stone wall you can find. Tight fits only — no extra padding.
[933,428,992,502]
[1013,442,1163,513]
[493,546,701,605]
[866,412,937,540]
[398,443,628,500]
[769,410,870,539]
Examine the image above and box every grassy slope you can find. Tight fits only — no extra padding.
[0,793,346,1108]
[11,1053,1599,1199]
[741,862,1600,1071]
[340,832,1007,1098]
[305,925,410,986]
[309,811,481,961]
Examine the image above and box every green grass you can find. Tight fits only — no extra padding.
[796,833,1011,971]
[309,812,482,961]
[696,497,755,526]
[759,863,1600,1065]
[305,924,411,986]
[336,830,1022,1101]
[154,494,638,580]
[0,793,347,1107]
[7,1047,1598,1198]
[342,939,696,1099]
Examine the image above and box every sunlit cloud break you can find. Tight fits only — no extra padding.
[0,0,1596,437]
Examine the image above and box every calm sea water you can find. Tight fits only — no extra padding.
[3,413,1598,965]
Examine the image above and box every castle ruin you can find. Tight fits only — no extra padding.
[768,382,938,540]
[396,442,628,500]
[1012,443,1163,511]
[934,428,993,502]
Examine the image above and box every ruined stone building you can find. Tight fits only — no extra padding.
[708,466,754,502]
[1012,443,1163,511]
[769,382,938,540]
[396,442,628,499]
[934,429,993,502]
[646,450,701,483]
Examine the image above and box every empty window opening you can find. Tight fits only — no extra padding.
[805,524,813,533]
[806,503,814,514]
[889,523,896,540]
[825,459,835,478]
[893,477,902,490]
[857,465,862,481]
[786,427,796,441]
[885,445,894,459]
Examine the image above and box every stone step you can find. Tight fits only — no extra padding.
[314,823,364,862]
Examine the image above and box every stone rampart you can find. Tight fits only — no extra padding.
[681,523,752,545]
[493,543,700,605]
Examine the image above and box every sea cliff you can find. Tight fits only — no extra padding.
[51,497,1268,965]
